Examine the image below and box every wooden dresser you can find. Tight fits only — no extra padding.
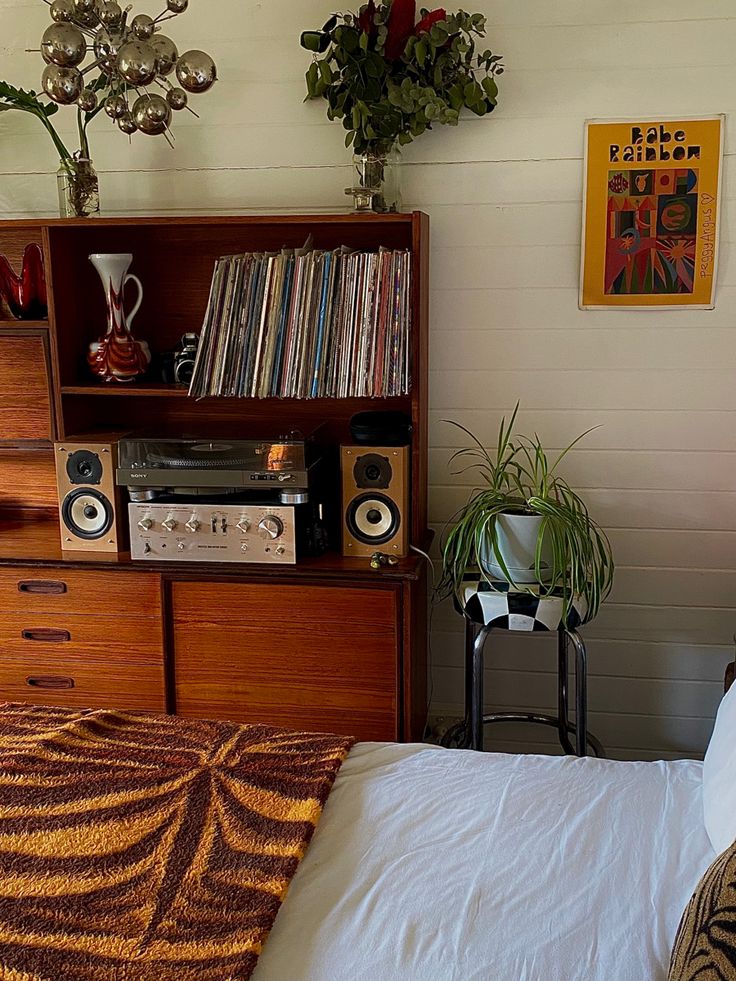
[0,522,426,740]
[0,214,429,743]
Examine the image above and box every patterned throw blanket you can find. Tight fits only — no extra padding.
[0,703,354,981]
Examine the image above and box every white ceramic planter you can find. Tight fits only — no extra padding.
[479,512,554,583]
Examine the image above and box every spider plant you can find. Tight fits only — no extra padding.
[438,404,614,624]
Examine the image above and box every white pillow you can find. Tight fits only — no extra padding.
[702,678,736,854]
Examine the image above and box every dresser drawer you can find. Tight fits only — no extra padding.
[0,652,165,713]
[0,612,162,663]
[0,567,161,617]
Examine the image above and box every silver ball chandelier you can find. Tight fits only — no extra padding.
[38,0,217,142]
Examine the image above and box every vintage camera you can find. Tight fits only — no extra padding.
[173,332,199,385]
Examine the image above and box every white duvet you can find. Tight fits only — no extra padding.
[254,743,715,981]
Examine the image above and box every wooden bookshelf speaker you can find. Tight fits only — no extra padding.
[54,437,125,553]
[341,446,409,558]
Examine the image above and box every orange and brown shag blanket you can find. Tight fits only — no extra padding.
[0,702,354,981]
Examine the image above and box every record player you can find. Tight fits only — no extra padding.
[116,432,327,564]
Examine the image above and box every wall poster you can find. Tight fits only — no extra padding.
[580,116,724,309]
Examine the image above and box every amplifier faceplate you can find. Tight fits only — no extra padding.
[128,503,296,564]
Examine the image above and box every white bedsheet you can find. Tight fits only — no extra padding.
[254,743,714,981]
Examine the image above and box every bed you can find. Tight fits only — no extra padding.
[1,666,734,981]
[254,744,713,981]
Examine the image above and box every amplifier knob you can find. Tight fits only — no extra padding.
[162,516,178,532]
[275,545,286,556]
[185,517,200,532]
[138,517,153,531]
[258,515,283,540]
[236,517,251,533]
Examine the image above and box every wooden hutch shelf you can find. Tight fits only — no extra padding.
[0,320,49,330]
[0,212,430,743]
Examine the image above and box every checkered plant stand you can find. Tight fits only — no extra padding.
[442,576,604,758]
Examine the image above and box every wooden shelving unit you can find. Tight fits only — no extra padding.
[0,213,430,741]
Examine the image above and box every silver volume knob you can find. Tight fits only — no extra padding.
[138,517,153,531]
[185,516,200,532]
[162,516,178,532]
[236,517,251,533]
[258,515,283,540]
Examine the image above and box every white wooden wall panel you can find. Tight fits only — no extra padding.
[1,0,734,759]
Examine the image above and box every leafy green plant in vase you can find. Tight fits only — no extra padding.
[438,405,615,625]
[301,1,503,212]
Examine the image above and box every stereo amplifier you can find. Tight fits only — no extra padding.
[129,502,296,564]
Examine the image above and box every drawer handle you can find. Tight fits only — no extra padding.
[21,628,71,643]
[26,676,75,690]
[18,580,68,596]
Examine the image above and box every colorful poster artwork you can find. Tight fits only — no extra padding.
[580,117,723,309]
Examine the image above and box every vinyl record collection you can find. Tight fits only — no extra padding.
[188,246,411,399]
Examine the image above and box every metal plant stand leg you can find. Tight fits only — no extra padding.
[439,613,605,758]
[567,628,588,758]
[468,622,492,751]
[556,629,576,755]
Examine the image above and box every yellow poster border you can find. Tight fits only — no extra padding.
[579,115,724,310]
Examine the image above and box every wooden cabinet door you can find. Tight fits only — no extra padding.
[172,580,400,741]
[0,333,54,442]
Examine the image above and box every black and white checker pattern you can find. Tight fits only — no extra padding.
[456,575,588,632]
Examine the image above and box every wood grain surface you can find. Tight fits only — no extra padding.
[0,565,162,618]
[172,580,400,740]
[0,652,165,712]
[0,333,53,441]
[0,611,162,663]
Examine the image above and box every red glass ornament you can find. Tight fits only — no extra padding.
[0,244,47,320]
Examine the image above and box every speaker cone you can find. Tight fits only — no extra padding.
[346,493,400,545]
[61,489,114,540]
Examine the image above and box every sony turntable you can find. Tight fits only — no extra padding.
[116,433,327,564]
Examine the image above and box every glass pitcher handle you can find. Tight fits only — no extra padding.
[124,273,143,329]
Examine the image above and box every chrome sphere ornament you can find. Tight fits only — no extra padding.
[77,88,98,112]
[37,0,218,160]
[42,64,84,104]
[166,86,187,110]
[104,93,127,118]
[118,40,158,86]
[41,23,87,67]
[94,28,123,71]
[72,0,100,27]
[151,35,178,76]
[131,14,155,40]
[176,49,217,93]
[98,1,123,27]
[132,93,171,135]
[49,0,75,23]
[117,111,137,135]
